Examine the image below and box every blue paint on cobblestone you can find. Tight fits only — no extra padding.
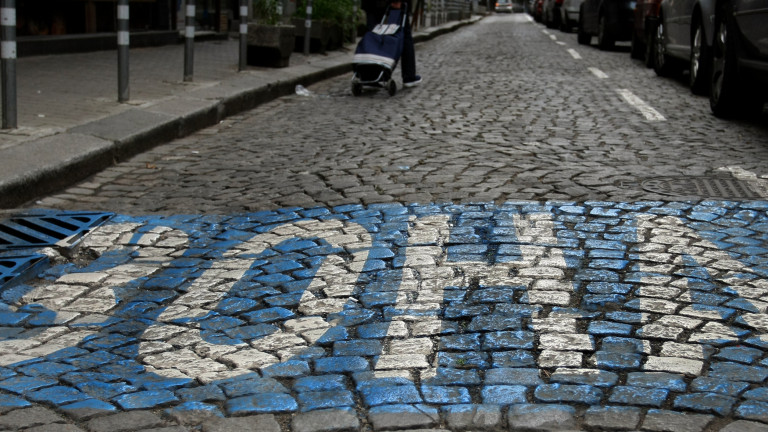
[0,393,32,409]
[673,392,737,416]
[595,352,642,370]
[61,398,117,413]
[535,384,602,404]
[74,381,139,400]
[609,386,668,407]
[690,377,749,396]
[361,385,423,406]
[709,362,768,383]
[0,375,57,394]
[314,356,369,373]
[5,202,768,424]
[297,390,355,411]
[481,385,527,404]
[114,390,179,410]
[226,392,298,414]
[736,400,768,422]
[627,372,687,392]
[17,361,78,377]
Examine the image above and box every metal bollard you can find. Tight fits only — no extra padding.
[1,0,17,129]
[303,0,313,55]
[238,0,247,71]
[117,0,129,102]
[184,1,195,81]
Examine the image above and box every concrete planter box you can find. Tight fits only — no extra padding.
[247,24,296,68]
[291,18,344,53]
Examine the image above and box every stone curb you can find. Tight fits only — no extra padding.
[0,17,481,209]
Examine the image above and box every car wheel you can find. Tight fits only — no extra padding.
[689,14,711,95]
[653,17,674,76]
[597,12,615,50]
[643,24,655,68]
[709,2,760,117]
[577,6,591,45]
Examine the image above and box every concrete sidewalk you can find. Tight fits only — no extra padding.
[0,18,479,209]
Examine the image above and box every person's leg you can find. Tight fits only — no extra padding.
[400,17,420,85]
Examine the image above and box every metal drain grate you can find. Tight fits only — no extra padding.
[640,177,765,199]
[0,211,113,251]
[0,254,49,289]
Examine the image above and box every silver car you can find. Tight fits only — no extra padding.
[652,0,715,94]
[560,0,583,31]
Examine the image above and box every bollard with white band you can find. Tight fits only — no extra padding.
[184,1,195,81]
[303,0,313,55]
[239,0,248,71]
[1,0,17,129]
[117,0,130,102]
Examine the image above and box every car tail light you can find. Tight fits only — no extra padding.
[555,0,564,5]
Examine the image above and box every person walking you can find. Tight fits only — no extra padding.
[362,0,422,87]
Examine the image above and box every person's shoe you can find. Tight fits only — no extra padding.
[403,75,422,88]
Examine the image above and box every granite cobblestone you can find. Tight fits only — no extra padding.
[2,8,768,432]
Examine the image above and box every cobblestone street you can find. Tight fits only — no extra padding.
[3,12,768,432]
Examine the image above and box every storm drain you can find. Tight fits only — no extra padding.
[0,254,49,289]
[0,211,113,251]
[640,177,766,199]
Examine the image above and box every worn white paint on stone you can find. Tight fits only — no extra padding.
[140,219,371,378]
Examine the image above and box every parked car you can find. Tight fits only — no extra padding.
[652,0,715,95]
[542,0,563,28]
[630,0,661,67]
[531,0,545,21]
[496,0,515,12]
[709,0,768,117]
[577,0,634,49]
[559,0,584,32]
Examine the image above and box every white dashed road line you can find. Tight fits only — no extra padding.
[616,89,666,121]
[567,48,582,59]
[588,67,608,79]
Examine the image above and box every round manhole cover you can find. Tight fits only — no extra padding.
[641,176,765,199]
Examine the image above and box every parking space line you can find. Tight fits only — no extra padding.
[588,67,608,79]
[616,89,666,121]
[567,48,581,59]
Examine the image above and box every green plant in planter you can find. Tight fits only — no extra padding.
[248,0,295,67]
[254,0,283,25]
[294,0,355,41]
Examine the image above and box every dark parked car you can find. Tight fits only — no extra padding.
[709,0,768,117]
[577,0,635,50]
[542,0,563,28]
[630,0,662,67]
[652,0,716,94]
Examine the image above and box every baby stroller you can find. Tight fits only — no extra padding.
[351,4,408,96]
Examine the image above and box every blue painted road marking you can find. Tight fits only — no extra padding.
[2,201,768,428]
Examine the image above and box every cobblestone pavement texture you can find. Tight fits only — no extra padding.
[3,12,768,432]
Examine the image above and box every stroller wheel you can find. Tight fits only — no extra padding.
[387,80,397,96]
[352,82,363,96]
